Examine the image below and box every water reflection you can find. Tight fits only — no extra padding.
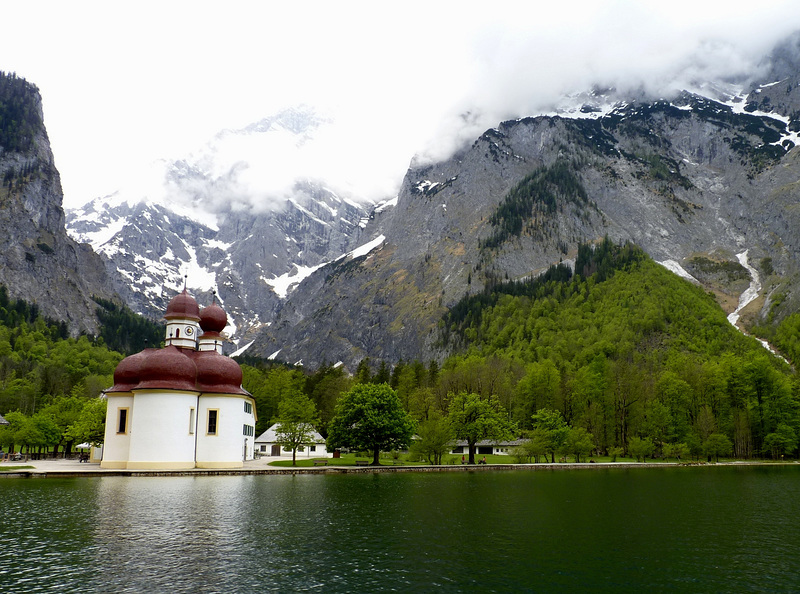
[1,466,800,592]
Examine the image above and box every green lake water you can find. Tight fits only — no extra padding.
[1,465,799,592]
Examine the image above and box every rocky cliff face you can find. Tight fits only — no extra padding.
[0,73,117,334]
[250,82,800,369]
[66,179,380,344]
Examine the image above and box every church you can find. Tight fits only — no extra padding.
[101,287,257,469]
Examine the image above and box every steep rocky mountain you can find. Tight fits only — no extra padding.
[249,74,800,369]
[66,110,387,345]
[59,34,800,369]
[0,72,118,334]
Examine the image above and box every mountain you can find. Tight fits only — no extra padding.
[62,34,800,369]
[66,107,389,346]
[247,55,800,368]
[0,72,118,334]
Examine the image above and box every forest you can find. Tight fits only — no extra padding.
[244,239,800,461]
[1,239,798,462]
[0,71,43,155]
[0,290,139,456]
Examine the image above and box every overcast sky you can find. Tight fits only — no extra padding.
[3,0,800,209]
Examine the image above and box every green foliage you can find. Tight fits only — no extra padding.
[447,391,516,464]
[663,442,689,462]
[0,72,43,154]
[241,364,309,436]
[409,411,454,465]
[773,313,800,364]
[703,433,733,462]
[628,436,655,462]
[327,383,416,465]
[436,237,799,460]
[93,296,164,355]
[65,397,107,447]
[762,424,797,459]
[274,391,319,466]
[531,408,569,463]
[563,426,595,462]
[483,160,589,249]
[443,237,643,348]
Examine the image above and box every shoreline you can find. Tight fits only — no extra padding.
[0,458,795,479]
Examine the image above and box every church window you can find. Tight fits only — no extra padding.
[244,401,252,414]
[117,408,129,434]
[207,409,219,435]
[189,407,195,434]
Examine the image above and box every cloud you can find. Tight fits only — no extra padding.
[2,1,800,210]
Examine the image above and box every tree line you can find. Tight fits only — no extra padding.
[0,71,43,155]
[247,239,800,464]
[0,287,122,456]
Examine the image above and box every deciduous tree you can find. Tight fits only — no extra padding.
[327,383,415,465]
[409,411,454,465]
[628,436,655,462]
[447,392,515,464]
[563,426,595,462]
[531,408,568,463]
[274,391,319,466]
[703,432,733,462]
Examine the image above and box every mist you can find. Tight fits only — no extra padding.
[2,1,799,212]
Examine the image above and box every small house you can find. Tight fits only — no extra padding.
[255,423,328,458]
[451,438,524,456]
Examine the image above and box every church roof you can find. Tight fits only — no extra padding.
[107,289,249,396]
[164,288,201,322]
[200,299,227,333]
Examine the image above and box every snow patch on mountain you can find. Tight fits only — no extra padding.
[264,263,327,299]
[341,234,386,260]
[659,260,699,283]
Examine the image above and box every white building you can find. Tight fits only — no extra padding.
[255,423,328,458]
[101,288,256,470]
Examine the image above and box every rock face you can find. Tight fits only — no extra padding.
[0,73,117,334]
[66,181,380,343]
[250,86,800,369]
[55,34,800,368]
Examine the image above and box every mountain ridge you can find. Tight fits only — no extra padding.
[0,72,119,334]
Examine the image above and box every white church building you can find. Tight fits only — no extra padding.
[101,288,257,470]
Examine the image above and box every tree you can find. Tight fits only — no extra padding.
[409,412,454,465]
[628,436,655,462]
[0,410,26,454]
[274,391,319,466]
[703,433,733,462]
[531,408,568,463]
[563,427,595,462]
[327,383,416,465]
[763,423,797,459]
[514,431,548,463]
[66,397,107,447]
[447,392,515,464]
[663,442,689,462]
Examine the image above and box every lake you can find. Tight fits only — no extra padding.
[1,464,799,592]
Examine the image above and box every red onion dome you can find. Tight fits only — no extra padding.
[135,345,198,392]
[194,351,249,395]
[200,301,227,334]
[165,289,201,322]
[107,350,149,392]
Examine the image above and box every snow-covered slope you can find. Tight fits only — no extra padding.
[66,107,392,346]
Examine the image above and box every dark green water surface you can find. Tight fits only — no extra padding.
[1,465,799,592]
